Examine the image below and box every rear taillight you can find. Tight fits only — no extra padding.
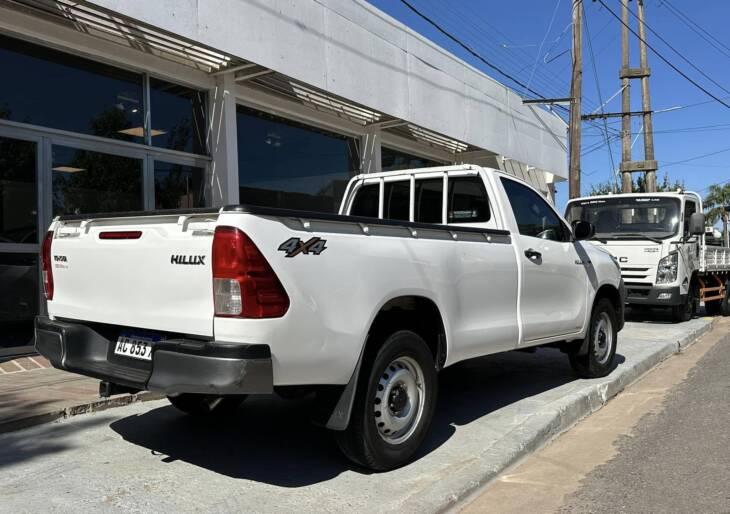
[212,226,289,318]
[41,231,54,300]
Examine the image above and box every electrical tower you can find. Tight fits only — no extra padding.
[619,0,657,193]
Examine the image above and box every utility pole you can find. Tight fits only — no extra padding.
[637,0,657,192]
[618,0,658,193]
[620,0,632,193]
[569,0,583,199]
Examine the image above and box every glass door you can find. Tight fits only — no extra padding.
[0,134,40,358]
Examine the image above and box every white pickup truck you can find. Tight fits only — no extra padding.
[36,165,624,470]
[565,192,730,322]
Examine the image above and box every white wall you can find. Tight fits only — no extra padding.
[87,0,567,179]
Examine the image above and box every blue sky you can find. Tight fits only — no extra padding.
[366,0,730,210]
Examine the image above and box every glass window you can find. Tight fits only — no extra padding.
[236,106,360,212]
[566,196,681,240]
[349,184,379,218]
[52,145,143,216]
[415,178,443,224]
[448,176,490,223]
[154,162,205,209]
[381,146,443,172]
[0,137,36,244]
[0,35,144,144]
[684,201,697,235]
[0,253,38,350]
[150,78,207,154]
[384,181,410,221]
[501,178,567,241]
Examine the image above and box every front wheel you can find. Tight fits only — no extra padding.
[672,281,698,322]
[569,298,618,378]
[335,330,437,471]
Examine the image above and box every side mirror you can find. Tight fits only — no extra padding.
[573,220,595,240]
[689,212,705,235]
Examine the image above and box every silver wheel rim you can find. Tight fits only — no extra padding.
[373,356,426,445]
[593,312,613,365]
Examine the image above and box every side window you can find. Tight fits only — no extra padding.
[415,179,443,223]
[500,178,568,241]
[448,177,490,223]
[684,201,697,235]
[384,181,410,221]
[349,183,379,218]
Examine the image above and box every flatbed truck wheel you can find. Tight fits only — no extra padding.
[336,330,437,471]
[569,298,618,379]
[672,281,698,323]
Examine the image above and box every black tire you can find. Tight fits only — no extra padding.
[335,330,437,471]
[167,393,247,416]
[721,280,730,316]
[569,298,618,379]
[672,281,698,323]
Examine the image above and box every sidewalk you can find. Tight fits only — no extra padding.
[0,358,161,434]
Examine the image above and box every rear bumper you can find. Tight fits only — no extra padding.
[34,316,273,395]
[625,284,684,306]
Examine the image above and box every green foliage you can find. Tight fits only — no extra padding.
[586,172,685,196]
[704,183,730,225]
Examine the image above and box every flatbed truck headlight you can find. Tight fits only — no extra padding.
[656,252,678,284]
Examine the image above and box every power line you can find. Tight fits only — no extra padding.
[663,146,730,168]
[417,0,588,106]
[661,0,730,61]
[596,0,730,109]
[528,0,562,88]
[398,0,558,101]
[584,4,617,187]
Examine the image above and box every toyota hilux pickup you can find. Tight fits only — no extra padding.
[36,165,624,470]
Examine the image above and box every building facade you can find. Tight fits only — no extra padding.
[0,0,567,356]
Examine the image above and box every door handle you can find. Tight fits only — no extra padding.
[575,259,592,265]
[524,248,542,261]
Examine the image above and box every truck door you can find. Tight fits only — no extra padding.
[499,177,588,342]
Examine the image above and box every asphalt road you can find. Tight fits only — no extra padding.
[558,325,730,513]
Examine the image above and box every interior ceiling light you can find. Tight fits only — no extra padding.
[52,166,85,173]
[117,127,166,137]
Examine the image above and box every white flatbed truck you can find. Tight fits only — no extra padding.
[566,192,730,321]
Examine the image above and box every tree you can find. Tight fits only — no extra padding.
[587,172,684,196]
[704,182,730,246]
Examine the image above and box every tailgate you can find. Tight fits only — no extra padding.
[48,211,219,336]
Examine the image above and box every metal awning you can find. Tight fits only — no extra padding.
[2,0,247,72]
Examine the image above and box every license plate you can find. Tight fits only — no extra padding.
[114,334,158,361]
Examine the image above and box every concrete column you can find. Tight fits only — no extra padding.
[360,127,382,174]
[207,73,239,206]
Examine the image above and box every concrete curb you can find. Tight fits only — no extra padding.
[0,391,164,435]
[426,318,717,513]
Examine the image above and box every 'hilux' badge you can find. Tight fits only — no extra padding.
[170,255,205,265]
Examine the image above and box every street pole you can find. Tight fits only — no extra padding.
[620,0,632,193]
[637,0,657,192]
[569,0,583,199]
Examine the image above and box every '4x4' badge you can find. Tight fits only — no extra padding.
[278,237,327,258]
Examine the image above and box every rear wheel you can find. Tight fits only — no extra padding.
[335,330,437,471]
[569,298,618,379]
[167,393,247,416]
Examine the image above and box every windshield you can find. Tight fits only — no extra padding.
[565,196,681,240]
